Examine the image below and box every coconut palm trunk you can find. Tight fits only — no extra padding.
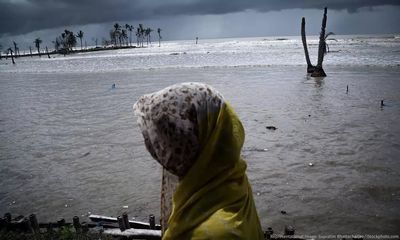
[311,7,328,77]
[301,17,314,73]
[46,46,51,58]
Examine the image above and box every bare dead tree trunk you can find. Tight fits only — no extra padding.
[29,46,33,57]
[301,17,314,73]
[311,7,327,77]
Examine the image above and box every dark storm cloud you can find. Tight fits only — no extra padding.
[1,0,399,36]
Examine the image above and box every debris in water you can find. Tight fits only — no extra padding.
[280,210,287,215]
[256,192,261,196]
[80,152,90,158]
[123,206,129,209]
[263,148,268,151]
[309,162,314,167]
[266,126,277,130]
[65,204,68,208]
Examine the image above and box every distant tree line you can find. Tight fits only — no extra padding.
[0,22,163,62]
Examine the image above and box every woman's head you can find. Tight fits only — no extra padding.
[133,82,224,177]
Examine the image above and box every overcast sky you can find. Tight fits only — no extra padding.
[1,0,400,50]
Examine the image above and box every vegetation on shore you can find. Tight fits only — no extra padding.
[0,22,163,62]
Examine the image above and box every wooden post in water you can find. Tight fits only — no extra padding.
[122,212,130,229]
[81,222,89,233]
[4,213,11,223]
[301,17,314,73]
[29,214,39,233]
[22,217,33,233]
[57,218,66,228]
[73,216,81,232]
[149,214,155,230]
[117,216,126,231]
[311,7,328,77]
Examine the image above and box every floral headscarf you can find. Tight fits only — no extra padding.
[133,82,224,230]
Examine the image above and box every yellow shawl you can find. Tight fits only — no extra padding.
[163,103,264,239]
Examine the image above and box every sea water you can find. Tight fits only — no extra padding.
[1,35,400,234]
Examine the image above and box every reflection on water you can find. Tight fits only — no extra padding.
[0,64,400,234]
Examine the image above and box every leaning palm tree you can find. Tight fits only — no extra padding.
[125,24,133,46]
[34,38,42,57]
[76,30,84,50]
[157,28,162,47]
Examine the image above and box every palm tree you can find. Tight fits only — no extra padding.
[34,38,42,57]
[121,29,128,46]
[323,32,335,54]
[157,28,162,47]
[76,30,84,50]
[138,24,145,47]
[136,28,141,46]
[145,28,153,45]
[113,23,121,46]
[125,24,133,46]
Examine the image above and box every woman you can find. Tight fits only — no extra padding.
[133,82,264,239]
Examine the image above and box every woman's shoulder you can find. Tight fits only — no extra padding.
[190,209,263,240]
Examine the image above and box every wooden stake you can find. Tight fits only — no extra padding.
[149,214,155,230]
[73,216,81,232]
[29,214,39,233]
[122,212,130,229]
[117,216,126,231]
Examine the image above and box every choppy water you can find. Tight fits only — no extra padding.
[1,35,400,235]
